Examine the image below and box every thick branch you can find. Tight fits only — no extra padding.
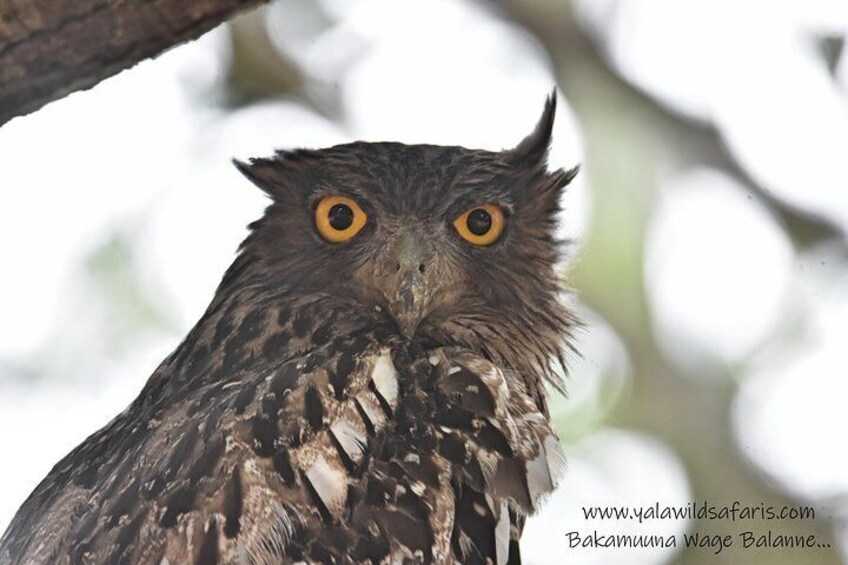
[0,0,268,126]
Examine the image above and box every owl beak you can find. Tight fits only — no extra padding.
[386,232,432,339]
[393,271,427,339]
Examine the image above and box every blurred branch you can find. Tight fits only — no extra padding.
[820,36,844,75]
[223,6,344,122]
[225,9,303,106]
[0,0,268,126]
[499,0,845,247]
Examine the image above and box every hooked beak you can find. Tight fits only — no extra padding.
[384,232,433,339]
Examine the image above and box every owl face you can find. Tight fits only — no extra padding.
[236,97,577,377]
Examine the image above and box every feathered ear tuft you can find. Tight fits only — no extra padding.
[233,157,281,198]
[508,89,558,167]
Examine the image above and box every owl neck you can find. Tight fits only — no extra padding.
[152,250,572,405]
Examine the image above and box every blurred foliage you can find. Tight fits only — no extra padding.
[83,231,174,344]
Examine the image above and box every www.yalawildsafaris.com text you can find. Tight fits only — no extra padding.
[582,501,815,524]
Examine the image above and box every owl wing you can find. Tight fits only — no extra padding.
[254,342,566,564]
[0,328,563,565]
[0,327,382,564]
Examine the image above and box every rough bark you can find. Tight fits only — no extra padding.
[0,0,268,126]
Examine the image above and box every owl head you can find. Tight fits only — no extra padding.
[233,94,578,386]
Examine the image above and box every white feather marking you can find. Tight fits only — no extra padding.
[330,417,368,466]
[544,433,567,488]
[371,351,399,411]
[525,441,555,510]
[355,391,388,432]
[495,500,510,565]
[304,454,348,518]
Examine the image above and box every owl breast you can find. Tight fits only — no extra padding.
[0,306,564,565]
[232,335,566,565]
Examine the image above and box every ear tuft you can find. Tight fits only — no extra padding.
[508,89,558,167]
[233,157,280,198]
[558,164,580,189]
[232,157,252,178]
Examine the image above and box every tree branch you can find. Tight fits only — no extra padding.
[0,0,268,126]
[498,0,844,245]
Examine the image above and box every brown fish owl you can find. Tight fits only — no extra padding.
[0,95,578,564]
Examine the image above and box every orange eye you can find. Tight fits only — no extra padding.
[453,204,505,246]
[315,195,367,243]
